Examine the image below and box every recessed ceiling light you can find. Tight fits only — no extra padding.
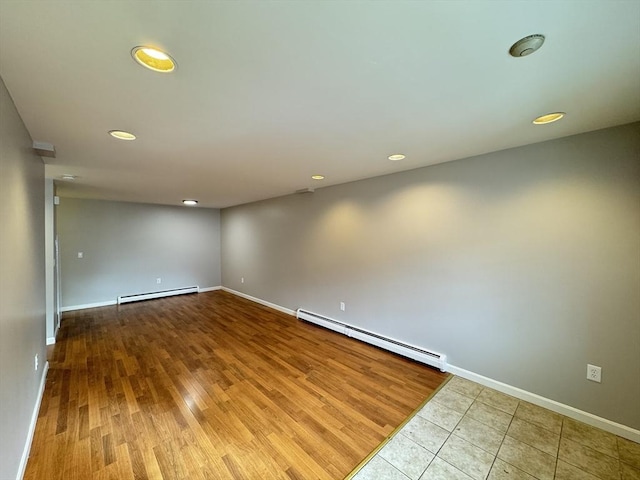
[182,199,198,206]
[131,46,177,73]
[109,130,136,140]
[388,154,406,161]
[311,175,325,180]
[60,174,77,180]
[532,112,565,125]
[509,34,545,57]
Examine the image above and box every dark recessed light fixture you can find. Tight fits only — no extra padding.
[509,34,545,57]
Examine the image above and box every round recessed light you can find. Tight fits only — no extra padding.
[388,154,406,161]
[109,130,136,140]
[182,199,198,206]
[532,112,565,125]
[509,34,545,57]
[311,175,325,180]
[60,174,77,180]
[131,46,177,73]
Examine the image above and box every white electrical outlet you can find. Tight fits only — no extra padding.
[77,252,83,259]
[156,278,162,284]
[34,354,38,371]
[587,364,602,383]
[241,277,244,284]
[340,302,345,311]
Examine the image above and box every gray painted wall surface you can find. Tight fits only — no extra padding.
[57,199,221,307]
[0,77,47,480]
[221,123,640,429]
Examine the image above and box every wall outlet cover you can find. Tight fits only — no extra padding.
[587,364,602,383]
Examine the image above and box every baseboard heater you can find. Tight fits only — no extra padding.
[117,286,199,305]
[296,308,447,372]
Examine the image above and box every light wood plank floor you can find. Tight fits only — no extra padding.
[25,291,447,479]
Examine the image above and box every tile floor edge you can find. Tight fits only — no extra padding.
[343,373,453,479]
[447,364,640,444]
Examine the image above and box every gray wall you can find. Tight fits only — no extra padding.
[57,199,221,308]
[221,123,640,430]
[0,77,47,480]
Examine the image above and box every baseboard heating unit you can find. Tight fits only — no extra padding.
[296,308,447,372]
[117,286,199,305]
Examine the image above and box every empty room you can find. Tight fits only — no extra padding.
[1,1,639,480]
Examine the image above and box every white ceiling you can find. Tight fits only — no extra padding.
[1,1,639,208]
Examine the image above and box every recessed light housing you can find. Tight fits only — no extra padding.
[533,112,565,125]
[60,174,77,181]
[131,46,177,73]
[109,130,136,140]
[509,34,545,57]
[388,154,406,161]
[182,199,198,206]
[311,175,325,180]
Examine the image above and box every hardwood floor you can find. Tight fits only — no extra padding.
[25,291,447,479]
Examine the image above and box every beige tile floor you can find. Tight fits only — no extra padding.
[350,376,640,480]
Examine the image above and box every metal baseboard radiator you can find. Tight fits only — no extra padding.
[117,286,199,305]
[296,308,447,372]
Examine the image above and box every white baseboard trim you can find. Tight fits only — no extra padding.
[221,287,296,316]
[62,288,223,311]
[45,337,55,345]
[448,364,640,443]
[61,300,117,312]
[16,361,49,480]
[198,286,222,293]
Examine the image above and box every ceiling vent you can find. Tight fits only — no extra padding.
[509,34,545,57]
[33,141,56,158]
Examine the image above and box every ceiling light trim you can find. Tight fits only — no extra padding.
[509,34,546,57]
[131,46,177,73]
[109,130,137,140]
[532,112,565,125]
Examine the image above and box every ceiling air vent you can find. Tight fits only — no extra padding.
[33,141,56,158]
